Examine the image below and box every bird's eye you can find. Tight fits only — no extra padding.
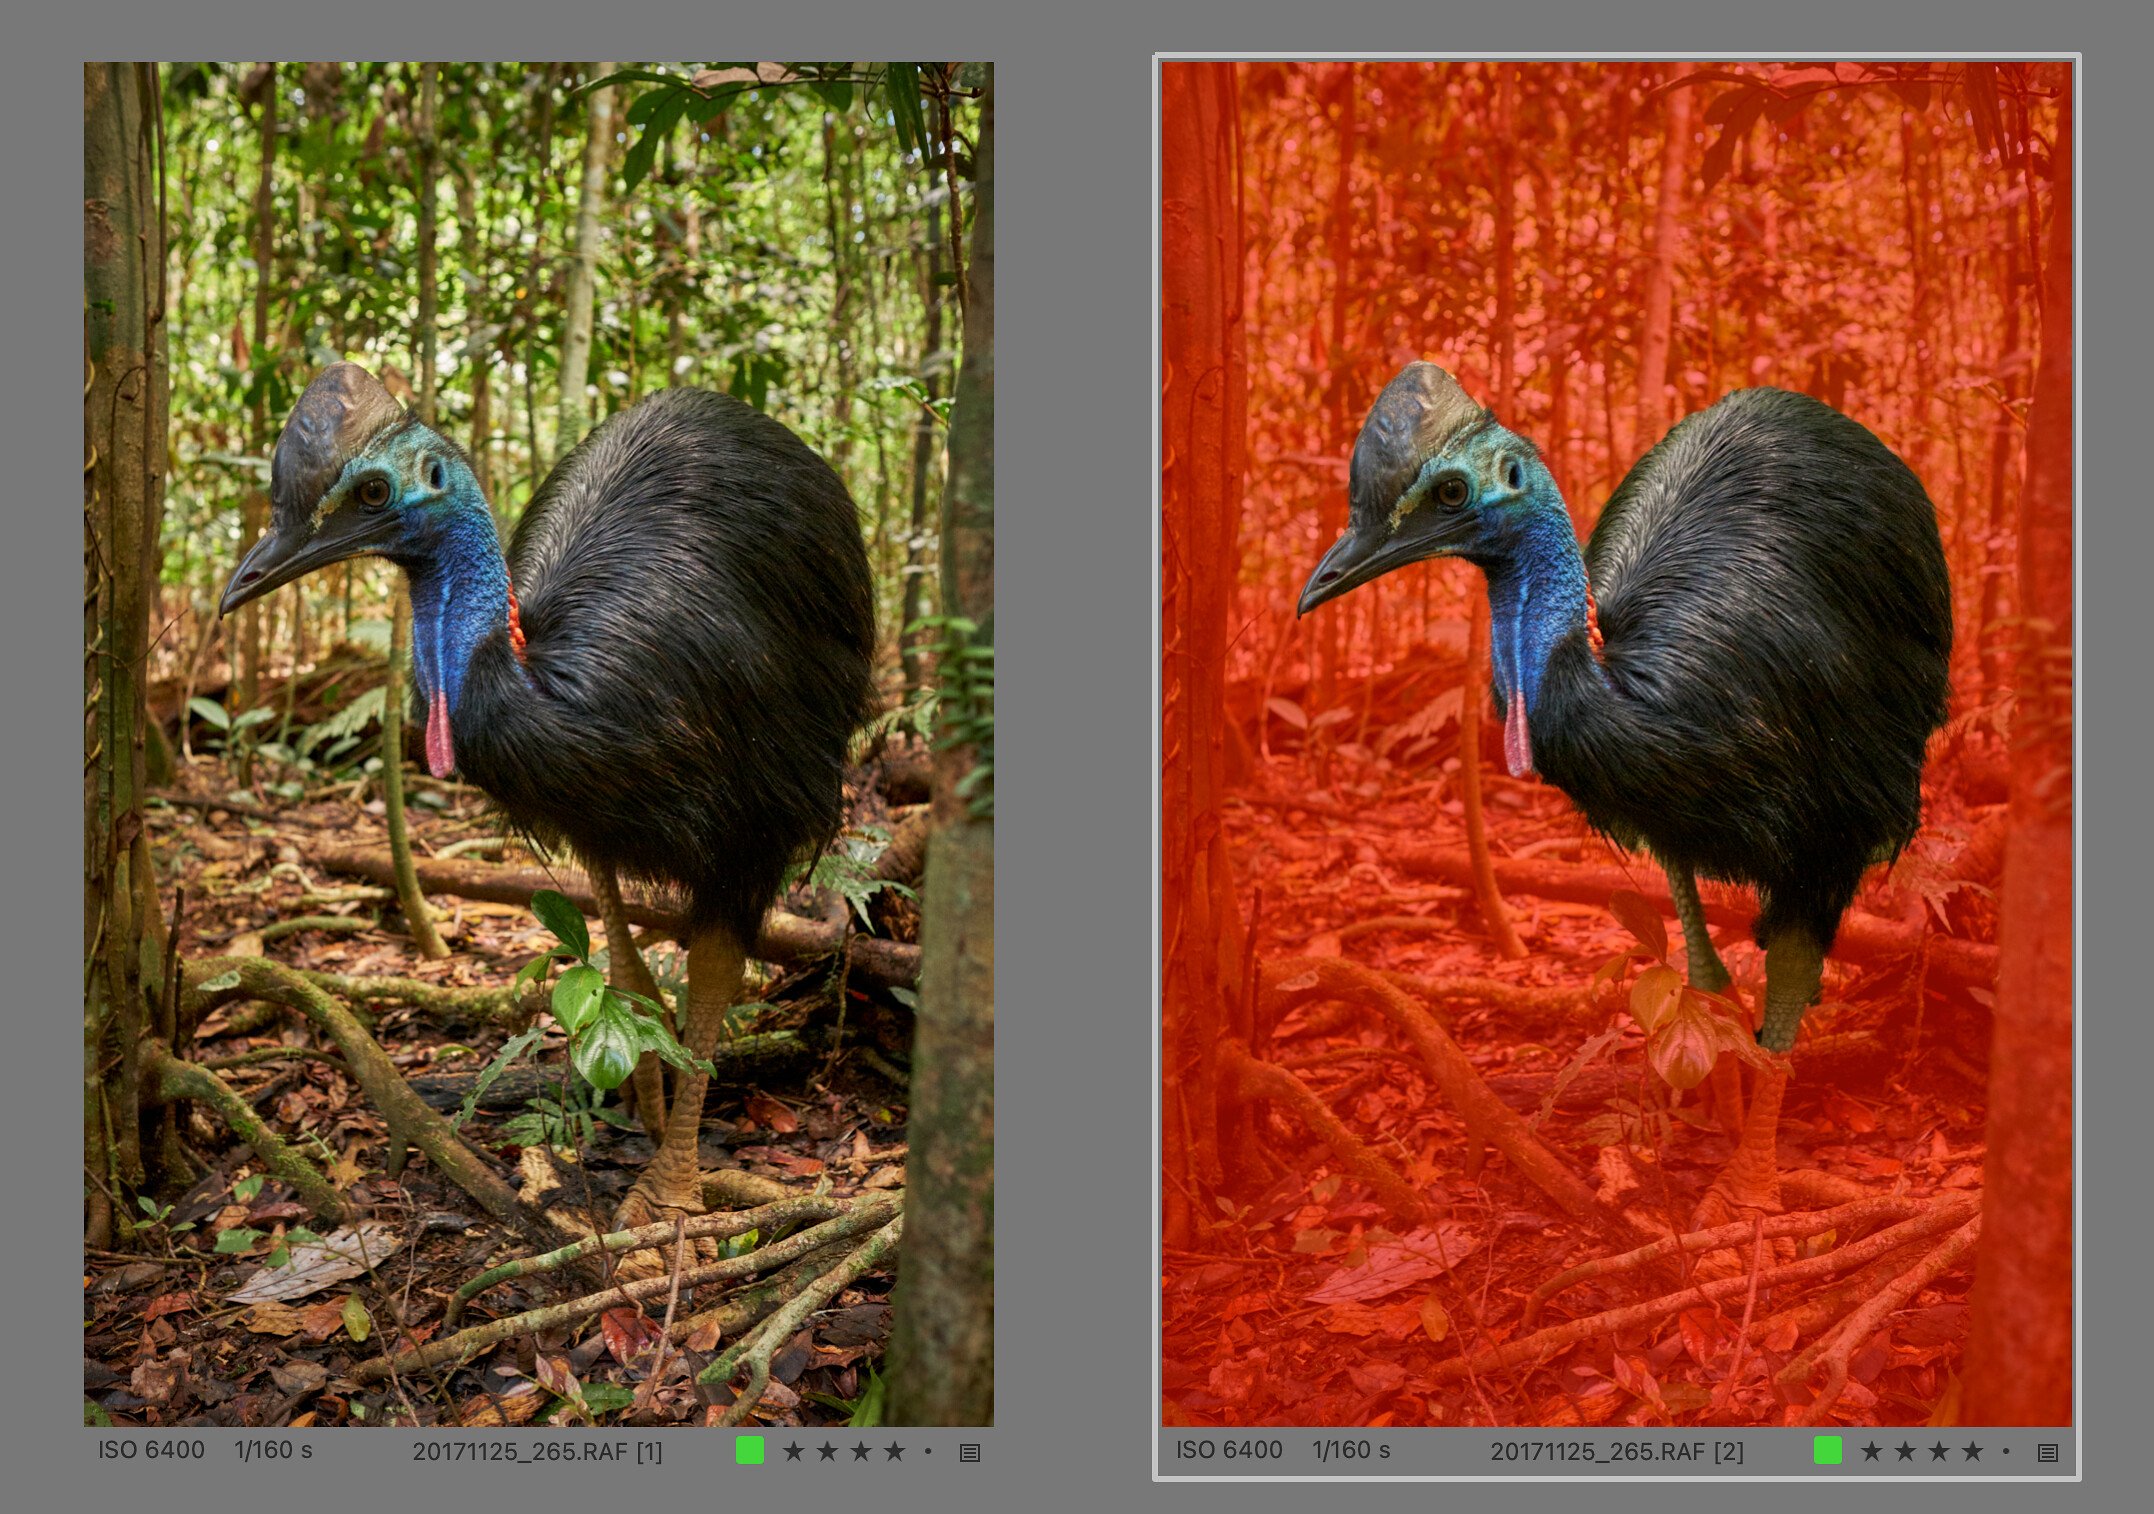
[357,477,391,511]
[1437,477,1470,509]
[1506,460,1523,490]
[429,460,445,490]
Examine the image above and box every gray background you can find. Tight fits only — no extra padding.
[10,1,2147,1509]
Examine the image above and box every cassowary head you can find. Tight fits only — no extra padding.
[1299,361,1563,615]
[221,363,487,616]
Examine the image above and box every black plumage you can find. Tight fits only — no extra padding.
[1527,388,1951,961]
[459,389,878,946]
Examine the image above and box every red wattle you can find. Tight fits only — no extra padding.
[1504,689,1534,778]
[425,689,456,778]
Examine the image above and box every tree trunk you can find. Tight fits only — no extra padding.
[887,68,994,1430]
[1963,78,2072,1429]
[1633,77,1691,456]
[382,592,449,959]
[901,133,948,695]
[415,63,439,425]
[85,61,170,1240]
[555,64,614,460]
[239,63,278,712]
[460,170,493,500]
[1158,61,1248,1253]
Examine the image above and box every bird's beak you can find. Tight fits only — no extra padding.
[219,508,393,617]
[1298,513,1472,617]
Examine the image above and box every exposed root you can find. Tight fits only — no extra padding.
[1260,956,1618,1232]
[1221,1040,1431,1225]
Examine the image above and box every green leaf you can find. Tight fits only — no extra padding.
[883,62,927,158]
[234,1174,265,1202]
[188,697,231,731]
[342,1294,372,1343]
[137,1195,162,1217]
[551,965,606,1034]
[454,1026,546,1129]
[530,890,590,960]
[197,969,242,992]
[232,706,277,729]
[512,954,552,997]
[813,78,853,112]
[571,1003,640,1091]
[624,89,692,194]
[215,1226,265,1254]
[85,1400,114,1427]
[579,1382,636,1415]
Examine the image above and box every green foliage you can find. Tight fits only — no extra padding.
[792,824,914,925]
[913,614,995,818]
[804,1362,888,1426]
[156,62,980,693]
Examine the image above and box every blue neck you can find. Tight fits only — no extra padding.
[1483,500,1589,716]
[400,488,510,719]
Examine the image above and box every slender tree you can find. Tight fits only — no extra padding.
[888,68,995,1428]
[556,64,615,458]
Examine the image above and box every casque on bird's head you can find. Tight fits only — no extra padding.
[1299,361,1569,616]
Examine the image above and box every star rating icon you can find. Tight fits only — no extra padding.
[1963,1442,1982,1461]
[1896,1443,1916,1460]
[1862,1443,1881,1460]
[1930,1442,1951,1460]
[817,1442,837,1460]
[885,1442,905,1461]
[783,1442,803,1461]
[852,1442,872,1460]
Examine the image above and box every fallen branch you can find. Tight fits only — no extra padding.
[312,846,919,989]
[1522,1196,1928,1327]
[1428,1193,1980,1386]
[353,1201,898,1387]
[699,1214,904,1425]
[442,1194,866,1326]
[1392,848,1995,988]
[1780,1213,1982,1424]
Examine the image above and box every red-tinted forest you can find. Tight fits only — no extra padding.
[1161,60,2071,1430]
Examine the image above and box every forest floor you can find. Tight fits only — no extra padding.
[1163,648,2004,1430]
[87,739,926,1430]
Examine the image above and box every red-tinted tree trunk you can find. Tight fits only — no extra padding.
[1963,76,2072,1429]
[1161,61,1247,1248]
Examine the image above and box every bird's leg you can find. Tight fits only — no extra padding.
[1663,861,1730,994]
[616,925,745,1230]
[1758,931,1823,1054]
[1692,931,1818,1225]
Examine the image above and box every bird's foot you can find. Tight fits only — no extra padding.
[610,1181,721,1282]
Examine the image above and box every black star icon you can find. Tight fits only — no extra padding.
[817,1443,837,1461]
[1963,1443,1982,1461]
[1862,1443,1881,1461]
[885,1442,905,1460]
[852,1442,873,1460]
[1930,1442,1951,1461]
[784,1443,803,1461]
[1896,1443,1916,1460]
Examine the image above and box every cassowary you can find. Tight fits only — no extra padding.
[223,363,876,1232]
[1299,362,1950,1212]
